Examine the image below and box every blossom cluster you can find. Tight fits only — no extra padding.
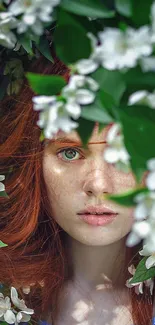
[124,159,155,293]
[33,74,99,139]
[0,0,60,48]
[0,286,34,325]
[126,158,155,250]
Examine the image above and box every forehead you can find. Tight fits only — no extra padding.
[52,123,113,145]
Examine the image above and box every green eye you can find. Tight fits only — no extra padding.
[58,148,81,161]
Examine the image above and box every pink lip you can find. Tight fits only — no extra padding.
[77,205,118,215]
[77,206,118,227]
[78,214,117,226]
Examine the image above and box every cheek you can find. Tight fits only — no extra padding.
[42,156,77,211]
[112,171,136,194]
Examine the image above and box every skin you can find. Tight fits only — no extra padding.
[43,124,136,248]
[42,124,141,324]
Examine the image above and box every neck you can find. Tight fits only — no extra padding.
[66,236,127,293]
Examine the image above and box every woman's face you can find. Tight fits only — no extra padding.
[42,124,141,246]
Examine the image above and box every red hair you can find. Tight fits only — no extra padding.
[0,50,154,325]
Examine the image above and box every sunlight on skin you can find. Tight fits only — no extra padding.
[96,274,112,290]
[71,300,93,322]
[70,297,131,325]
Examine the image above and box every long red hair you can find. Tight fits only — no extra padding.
[0,50,154,325]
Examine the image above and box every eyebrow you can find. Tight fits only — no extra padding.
[50,137,107,146]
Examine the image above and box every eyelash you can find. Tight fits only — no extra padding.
[56,147,84,162]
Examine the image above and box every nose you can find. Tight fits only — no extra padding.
[83,160,114,197]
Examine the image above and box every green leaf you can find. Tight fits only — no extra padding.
[60,0,115,18]
[106,187,149,207]
[124,66,155,92]
[0,191,9,198]
[131,0,153,26]
[0,240,8,248]
[18,34,33,55]
[91,67,126,106]
[36,36,54,63]
[39,130,45,142]
[115,0,132,17]
[81,92,114,124]
[77,118,95,147]
[118,105,155,182]
[54,9,91,64]
[99,90,118,120]
[129,257,155,284]
[26,73,66,95]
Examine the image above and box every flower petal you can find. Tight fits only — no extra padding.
[0,183,5,192]
[145,255,155,269]
[133,220,151,237]
[104,147,119,163]
[146,171,155,190]
[76,89,95,105]
[128,264,136,275]
[65,100,81,119]
[147,158,155,171]
[128,90,148,106]
[139,244,150,256]
[4,310,16,324]
[134,202,148,220]
[76,59,98,75]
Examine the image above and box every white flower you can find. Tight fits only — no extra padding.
[128,90,155,108]
[126,220,151,247]
[67,75,99,92]
[146,158,155,190]
[0,293,16,324]
[134,191,155,220]
[139,244,155,269]
[98,28,134,70]
[9,0,60,35]
[33,96,78,139]
[127,190,155,250]
[0,12,18,49]
[103,123,130,172]
[62,75,99,110]
[0,175,5,192]
[126,264,154,295]
[33,75,99,139]
[97,26,152,70]
[126,264,144,294]
[11,287,34,325]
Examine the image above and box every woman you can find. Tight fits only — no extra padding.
[0,51,154,325]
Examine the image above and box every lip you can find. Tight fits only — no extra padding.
[77,206,118,215]
[78,214,117,226]
[77,206,118,227]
